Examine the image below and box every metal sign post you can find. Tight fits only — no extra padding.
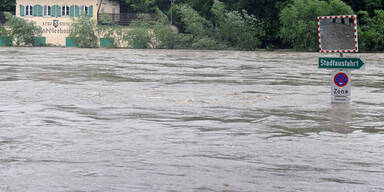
[317,15,364,104]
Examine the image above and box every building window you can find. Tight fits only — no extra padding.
[81,5,88,16]
[26,5,33,16]
[62,5,69,16]
[44,5,51,16]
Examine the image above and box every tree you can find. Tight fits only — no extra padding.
[0,0,15,12]
[125,0,157,12]
[4,12,42,46]
[211,0,264,50]
[359,10,384,52]
[69,16,98,48]
[279,0,353,51]
[220,0,289,48]
[342,0,383,16]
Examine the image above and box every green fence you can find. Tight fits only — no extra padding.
[0,36,12,46]
[33,36,46,46]
[100,38,114,48]
[66,37,77,47]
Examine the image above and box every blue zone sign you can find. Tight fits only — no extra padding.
[331,70,351,96]
[334,72,349,87]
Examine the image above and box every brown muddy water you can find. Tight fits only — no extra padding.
[0,47,384,192]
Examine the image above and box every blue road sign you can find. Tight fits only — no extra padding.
[334,72,349,87]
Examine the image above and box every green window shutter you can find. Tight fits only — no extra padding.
[75,6,80,17]
[20,5,25,16]
[56,5,61,17]
[70,5,74,17]
[38,5,43,16]
[33,5,38,16]
[51,5,56,16]
[89,5,93,17]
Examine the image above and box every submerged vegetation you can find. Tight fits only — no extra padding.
[0,0,383,51]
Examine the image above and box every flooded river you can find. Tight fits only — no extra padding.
[0,47,383,192]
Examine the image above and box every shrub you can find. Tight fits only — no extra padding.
[153,23,180,49]
[97,13,124,48]
[124,27,152,48]
[0,25,7,36]
[279,0,354,51]
[174,1,264,50]
[4,12,42,46]
[174,4,213,38]
[123,14,155,48]
[211,0,264,50]
[150,9,183,49]
[191,36,227,50]
[69,15,98,48]
[173,4,227,50]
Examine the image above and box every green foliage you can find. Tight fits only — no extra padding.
[279,0,354,51]
[359,10,384,52]
[4,12,42,46]
[191,36,226,50]
[124,14,154,48]
[172,1,265,50]
[0,0,15,11]
[189,0,214,19]
[125,0,157,12]
[125,27,152,48]
[172,3,225,50]
[175,4,213,37]
[212,0,264,50]
[69,15,98,48]
[150,8,182,49]
[153,22,180,49]
[342,0,384,16]
[174,3,225,49]
[0,25,7,36]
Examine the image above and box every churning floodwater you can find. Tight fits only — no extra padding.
[0,47,383,192]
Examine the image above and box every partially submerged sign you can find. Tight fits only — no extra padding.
[317,15,363,104]
[318,57,364,69]
[318,15,358,53]
[331,70,351,103]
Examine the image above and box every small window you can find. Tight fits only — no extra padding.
[81,5,88,16]
[62,5,69,16]
[26,5,33,16]
[44,5,51,16]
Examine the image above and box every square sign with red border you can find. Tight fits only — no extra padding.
[331,70,351,97]
[318,15,358,53]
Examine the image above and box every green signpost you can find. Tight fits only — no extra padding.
[318,57,365,69]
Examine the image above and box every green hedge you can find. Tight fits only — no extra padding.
[33,36,46,46]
